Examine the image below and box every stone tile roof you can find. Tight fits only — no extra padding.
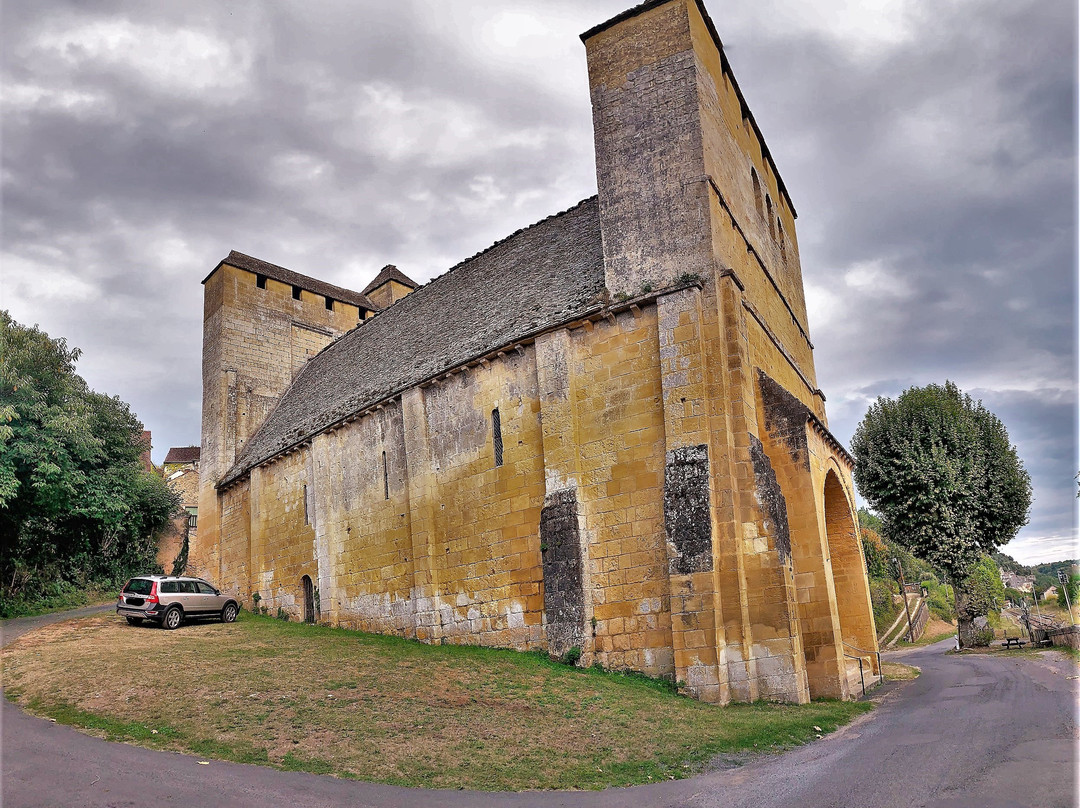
[221,196,605,487]
[164,446,201,464]
[206,250,377,311]
[362,264,419,296]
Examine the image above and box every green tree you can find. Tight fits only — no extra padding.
[850,381,1031,647]
[0,311,178,613]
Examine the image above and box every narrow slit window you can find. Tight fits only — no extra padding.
[256,274,267,289]
[778,220,787,263]
[766,194,776,239]
[325,297,334,311]
[382,451,389,500]
[751,168,763,219]
[303,484,309,524]
[292,285,302,300]
[492,408,503,467]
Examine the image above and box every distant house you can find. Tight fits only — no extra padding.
[1000,569,1035,593]
[1042,585,1058,602]
[163,446,200,475]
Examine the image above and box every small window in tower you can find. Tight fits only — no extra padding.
[303,484,309,524]
[751,168,763,219]
[766,195,776,239]
[492,408,503,467]
[256,274,267,289]
[778,219,787,263]
[325,297,334,311]
[382,451,389,500]
[292,285,302,300]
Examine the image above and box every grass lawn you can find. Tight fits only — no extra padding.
[3,613,872,791]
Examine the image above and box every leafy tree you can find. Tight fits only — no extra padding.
[957,555,1006,637]
[850,381,1031,647]
[0,311,178,614]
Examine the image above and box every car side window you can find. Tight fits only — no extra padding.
[161,581,177,594]
[195,582,216,595]
[180,581,198,594]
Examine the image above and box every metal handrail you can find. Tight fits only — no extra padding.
[843,652,866,696]
[842,640,882,675]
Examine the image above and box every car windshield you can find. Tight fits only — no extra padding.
[123,579,154,595]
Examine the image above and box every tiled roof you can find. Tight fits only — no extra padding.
[362,264,419,296]
[205,251,377,311]
[221,196,605,486]
[164,446,201,464]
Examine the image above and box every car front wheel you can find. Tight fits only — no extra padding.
[162,607,182,630]
[221,603,238,623]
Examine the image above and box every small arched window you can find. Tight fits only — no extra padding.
[751,168,764,219]
[492,408,503,467]
[382,451,389,500]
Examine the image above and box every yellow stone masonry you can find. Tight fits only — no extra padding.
[191,0,877,705]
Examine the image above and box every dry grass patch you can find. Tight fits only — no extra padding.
[881,662,920,681]
[4,613,871,791]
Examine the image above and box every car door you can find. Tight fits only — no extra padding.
[194,580,225,614]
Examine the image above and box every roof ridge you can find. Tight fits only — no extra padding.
[442,196,598,278]
[339,196,599,334]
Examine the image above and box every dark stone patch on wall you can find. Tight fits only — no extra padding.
[540,488,586,656]
[749,434,791,564]
[757,370,810,469]
[664,444,713,574]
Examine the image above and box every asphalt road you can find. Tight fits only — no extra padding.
[3,609,1077,808]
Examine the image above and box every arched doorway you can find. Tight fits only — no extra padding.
[301,575,315,624]
[823,470,876,666]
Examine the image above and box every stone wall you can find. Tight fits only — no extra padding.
[197,0,877,706]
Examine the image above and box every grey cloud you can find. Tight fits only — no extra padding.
[2,0,1074,563]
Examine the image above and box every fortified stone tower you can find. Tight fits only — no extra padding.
[581,0,875,702]
[194,251,376,581]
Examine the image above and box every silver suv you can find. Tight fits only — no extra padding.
[117,575,239,629]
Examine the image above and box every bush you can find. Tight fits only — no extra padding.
[970,627,995,647]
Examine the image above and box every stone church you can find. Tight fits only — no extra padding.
[193,0,878,704]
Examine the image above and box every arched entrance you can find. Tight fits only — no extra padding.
[301,575,315,624]
[823,470,877,668]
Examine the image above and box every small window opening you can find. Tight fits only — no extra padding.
[187,511,198,529]
[765,194,776,239]
[292,285,302,300]
[492,408,503,467]
[382,451,389,500]
[778,220,787,263]
[303,484,309,524]
[325,297,334,311]
[256,274,267,289]
[751,168,763,219]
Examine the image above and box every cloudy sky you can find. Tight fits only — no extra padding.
[2,0,1075,565]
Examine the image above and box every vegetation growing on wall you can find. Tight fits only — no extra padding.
[0,312,179,617]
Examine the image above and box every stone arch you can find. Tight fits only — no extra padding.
[823,469,877,666]
[301,574,316,624]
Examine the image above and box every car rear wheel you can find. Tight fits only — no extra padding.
[221,603,238,624]
[162,606,182,630]
[125,616,142,626]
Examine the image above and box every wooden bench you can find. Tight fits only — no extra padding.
[1003,637,1027,649]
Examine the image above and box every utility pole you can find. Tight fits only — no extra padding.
[893,557,915,642]
[1058,570,1075,625]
